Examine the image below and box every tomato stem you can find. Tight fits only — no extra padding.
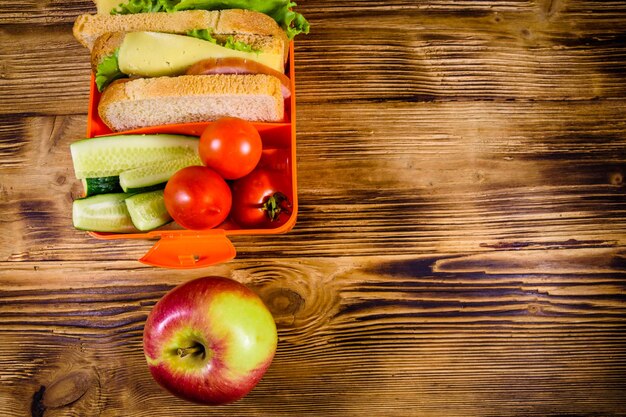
[263,192,292,221]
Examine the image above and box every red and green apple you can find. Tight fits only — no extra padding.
[143,276,277,405]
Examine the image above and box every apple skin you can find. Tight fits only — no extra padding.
[143,276,277,405]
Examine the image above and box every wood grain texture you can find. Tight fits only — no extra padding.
[0,100,624,262]
[0,254,625,416]
[1,0,626,415]
[2,0,626,114]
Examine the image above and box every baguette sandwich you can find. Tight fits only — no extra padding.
[73,9,294,131]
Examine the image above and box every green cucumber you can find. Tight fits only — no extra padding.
[72,193,137,233]
[70,134,199,179]
[82,176,123,196]
[124,182,167,194]
[82,176,164,195]
[125,190,172,231]
[119,154,202,192]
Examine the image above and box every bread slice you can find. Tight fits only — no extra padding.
[98,74,284,131]
[74,9,289,58]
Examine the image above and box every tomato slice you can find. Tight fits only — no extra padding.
[185,58,292,98]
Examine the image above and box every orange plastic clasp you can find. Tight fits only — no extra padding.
[139,232,236,269]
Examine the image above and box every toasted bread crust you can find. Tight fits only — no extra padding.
[98,74,284,131]
[90,32,125,71]
[74,9,288,58]
[215,9,286,42]
[74,10,217,49]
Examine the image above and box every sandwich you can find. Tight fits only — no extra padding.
[92,0,309,40]
[73,8,300,131]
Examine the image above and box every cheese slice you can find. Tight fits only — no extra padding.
[118,31,283,77]
[96,0,122,13]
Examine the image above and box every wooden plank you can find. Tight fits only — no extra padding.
[0,0,95,23]
[0,24,91,115]
[0,0,536,24]
[2,3,626,115]
[0,254,624,416]
[295,9,626,102]
[1,0,625,24]
[1,99,624,262]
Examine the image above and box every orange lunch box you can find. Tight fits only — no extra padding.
[82,42,298,269]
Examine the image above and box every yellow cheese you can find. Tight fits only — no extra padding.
[96,0,123,13]
[117,32,284,77]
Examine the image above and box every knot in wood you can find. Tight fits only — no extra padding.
[527,304,542,315]
[609,172,623,186]
[265,288,305,317]
[42,370,92,408]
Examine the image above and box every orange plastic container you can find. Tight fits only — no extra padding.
[82,42,298,269]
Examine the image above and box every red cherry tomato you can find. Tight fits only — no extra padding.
[230,169,293,229]
[199,117,262,180]
[164,166,232,230]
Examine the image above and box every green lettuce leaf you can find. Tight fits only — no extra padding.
[111,0,176,13]
[187,29,259,53]
[223,36,258,53]
[112,0,310,39]
[186,28,218,43]
[95,50,127,92]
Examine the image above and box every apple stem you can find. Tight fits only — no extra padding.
[177,344,205,358]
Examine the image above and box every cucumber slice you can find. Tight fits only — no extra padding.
[125,190,172,231]
[70,134,199,179]
[72,193,137,233]
[82,176,122,196]
[119,154,202,192]
[124,182,167,194]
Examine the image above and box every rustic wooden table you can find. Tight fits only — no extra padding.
[1,0,625,416]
